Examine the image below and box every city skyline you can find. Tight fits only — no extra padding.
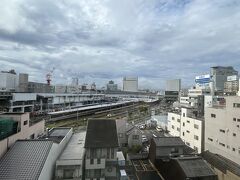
[0,0,240,89]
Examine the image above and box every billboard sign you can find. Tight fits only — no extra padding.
[195,74,210,85]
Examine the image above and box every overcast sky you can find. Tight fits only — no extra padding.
[0,0,240,89]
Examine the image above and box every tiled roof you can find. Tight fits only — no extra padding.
[174,156,216,178]
[85,119,119,148]
[201,150,240,176]
[0,140,53,180]
[153,137,185,147]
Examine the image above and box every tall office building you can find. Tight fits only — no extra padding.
[210,66,238,92]
[123,77,138,92]
[166,79,181,92]
[106,80,118,91]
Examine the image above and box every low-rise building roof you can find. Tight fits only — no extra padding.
[153,137,185,147]
[84,119,119,148]
[57,132,86,164]
[174,156,216,178]
[0,140,53,179]
[202,150,240,177]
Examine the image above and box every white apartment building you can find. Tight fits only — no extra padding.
[168,108,204,154]
[205,96,240,165]
[123,77,138,92]
[167,112,181,137]
[84,119,119,180]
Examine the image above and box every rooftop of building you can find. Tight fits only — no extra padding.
[0,140,53,179]
[173,156,216,178]
[153,137,185,147]
[201,150,240,177]
[58,132,86,161]
[85,119,119,148]
[40,127,72,143]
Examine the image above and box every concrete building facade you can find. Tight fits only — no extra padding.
[123,77,138,92]
[205,96,240,165]
[0,70,18,91]
[166,79,181,92]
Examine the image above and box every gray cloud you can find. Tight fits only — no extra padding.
[0,0,240,89]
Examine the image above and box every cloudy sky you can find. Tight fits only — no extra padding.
[0,0,240,89]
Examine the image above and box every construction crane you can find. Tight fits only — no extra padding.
[46,67,55,85]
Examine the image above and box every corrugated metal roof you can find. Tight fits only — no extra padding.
[0,140,53,180]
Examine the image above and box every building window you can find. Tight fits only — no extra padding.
[186,130,190,133]
[219,129,225,133]
[219,142,225,147]
[186,142,190,146]
[90,159,94,164]
[63,169,74,179]
[194,146,198,152]
[133,135,139,140]
[194,135,199,140]
[183,122,185,127]
[232,148,236,152]
[233,103,240,108]
[97,158,101,164]
[187,120,190,123]
[238,119,240,122]
[182,132,185,136]
[211,114,216,118]
[177,119,180,123]
[172,125,175,129]
[183,113,185,117]
[111,148,114,159]
[23,120,28,125]
[194,124,199,129]
[171,148,179,153]
[233,133,236,137]
[208,138,213,142]
[107,148,110,159]
[233,118,236,121]
[177,127,180,132]
[172,117,175,120]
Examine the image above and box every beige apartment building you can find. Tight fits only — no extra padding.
[205,96,240,165]
[0,112,45,158]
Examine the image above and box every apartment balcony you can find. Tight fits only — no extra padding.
[86,158,106,169]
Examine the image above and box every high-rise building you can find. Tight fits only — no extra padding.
[205,96,240,165]
[106,80,118,91]
[0,70,18,91]
[123,77,138,92]
[210,66,238,92]
[166,79,181,92]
